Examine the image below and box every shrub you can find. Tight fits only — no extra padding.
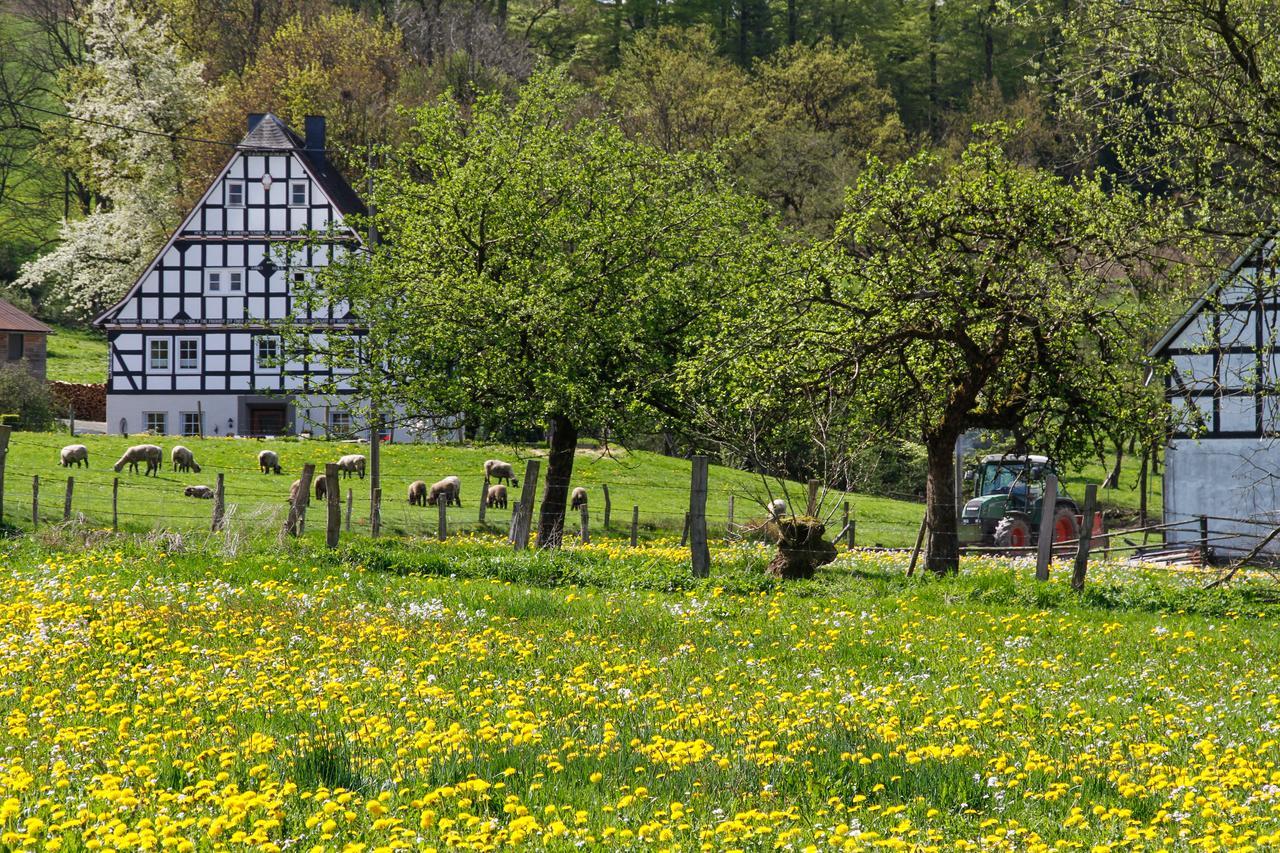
[0,366,62,430]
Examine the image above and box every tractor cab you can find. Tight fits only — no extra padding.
[958,454,1080,550]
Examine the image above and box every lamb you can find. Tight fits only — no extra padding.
[171,445,201,474]
[60,444,88,468]
[184,485,215,499]
[408,480,428,506]
[486,483,508,509]
[337,454,366,479]
[571,487,588,510]
[483,459,519,487]
[314,477,328,501]
[288,479,303,505]
[765,499,787,519]
[258,450,282,475]
[426,475,462,507]
[113,444,162,476]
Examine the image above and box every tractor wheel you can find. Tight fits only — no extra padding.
[993,515,1032,556]
[1052,506,1080,551]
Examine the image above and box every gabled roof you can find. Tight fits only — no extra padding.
[0,299,52,334]
[239,113,365,217]
[1148,231,1274,358]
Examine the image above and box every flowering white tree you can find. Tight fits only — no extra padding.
[18,0,206,323]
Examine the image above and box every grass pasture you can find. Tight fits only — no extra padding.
[0,536,1274,851]
[1,432,928,545]
[44,324,108,384]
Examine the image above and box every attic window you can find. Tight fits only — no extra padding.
[289,181,308,206]
[226,181,244,207]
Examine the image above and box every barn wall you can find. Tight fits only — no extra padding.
[1165,438,1280,554]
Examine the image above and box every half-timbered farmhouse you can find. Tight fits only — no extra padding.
[1150,232,1280,554]
[95,113,387,439]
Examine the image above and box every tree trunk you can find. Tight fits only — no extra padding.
[786,0,797,45]
[983,0,996,81]
[1102,440,1123,489]
[536,413,578,549]
[924,433,960,575]
[928,0,940,140]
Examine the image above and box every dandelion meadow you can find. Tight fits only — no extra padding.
[0,537,1278,852]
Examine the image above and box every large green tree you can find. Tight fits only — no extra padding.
[295,70,782,547]
[724,139,1164,574]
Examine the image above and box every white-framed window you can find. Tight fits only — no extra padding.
[256,336,280,369]
[149,339,169,370]
[207,269,244,293]
[329,410,353,437]
[226,180,245,207]
[145,412,167,434]
[180,412,201,436]
[177,338,199,371]
[289,181,309,206]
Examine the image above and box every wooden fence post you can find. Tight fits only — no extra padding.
[1072,484,1097,592]
[345,488,353,532]
[286,464,315,538]
[630,505,639,547]
[31,475,38,529]
[907,516,927,576]
[196,400,204,439]
[602,484,611,529]
[579,502,590,544]
[1199,515,1210,566]
[212,473,225,532]
[478,476,489,524]
[806,478,820,516]
[112,478,119,531]
[370,413,382,537]
[1035,474,1058,581]
[437,493,448,541]
[69,408,75,437]
[689,455,710,578]
[849,519,857,550]
[372,487,381,536]
[0,424,9,524]
[726,494,735,537]
[680,512,690,546]
[842,502,850,550]
[513,460,540,550]
[325,464,340,549]
[63,476,73,522]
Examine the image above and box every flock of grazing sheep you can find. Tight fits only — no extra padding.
[57,445,593,514]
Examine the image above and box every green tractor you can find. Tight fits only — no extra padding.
[957,454,1080,551]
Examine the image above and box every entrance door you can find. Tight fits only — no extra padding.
[249,406,287,436]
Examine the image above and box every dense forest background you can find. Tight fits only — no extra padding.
[0,0,1088,319]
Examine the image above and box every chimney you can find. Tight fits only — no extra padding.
[304,116,326,153]
[248,113,265,133]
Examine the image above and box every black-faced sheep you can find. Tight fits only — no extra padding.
[486,483,508,509]
[184,485,215,499]
[426,476,462,507]
[408,480,427,506]
[171,445,201,474]
[483,459,519,487]
[114,444,162,476]
[337,454,366,479]
[60,444,88,468]
[571,487,588,510]
[258,450,282,475]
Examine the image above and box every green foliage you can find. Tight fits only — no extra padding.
[299,69,781,441]
[0,367,61,430]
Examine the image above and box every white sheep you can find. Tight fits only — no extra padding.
[426,476,462,507]
[486,483,508,509]
[258,450,282,475]
[408,480,428,506]
[171,446,201,474]
[184,485,215,499]
[60,444,88,468]
[114,444,162,476]
[337,454,366,479]
[765,498,787,519]
[571,487,588,510]
[483,459,519,486]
